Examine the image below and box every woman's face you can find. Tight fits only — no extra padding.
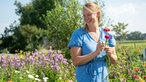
[83,8,98,24]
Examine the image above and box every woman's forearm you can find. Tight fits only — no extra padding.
[108,53,117,64]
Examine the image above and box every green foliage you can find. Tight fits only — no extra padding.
[42,0,82,52]
[116,40,146,50]
[9,25,44,52]
[111,22,129,40]
[14,0,57,28]
[32,0,56,15]
[126,31,144,40]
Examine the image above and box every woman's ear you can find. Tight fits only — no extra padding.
[97,12,100,17]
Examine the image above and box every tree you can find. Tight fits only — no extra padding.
[14,0,57,29]
[111,22,129,40]
[126,31,143,40]
[142,33,146,40]
[42,0,82,50]
[9,25,44,52]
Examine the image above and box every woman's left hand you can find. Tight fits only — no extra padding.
[104,46,114,57]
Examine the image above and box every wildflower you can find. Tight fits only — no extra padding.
[35,78,41,81]
[52,63,60,70]
[7,78,12,82]
[143,63,146,68]
[43,77,48,82]
[73,72,76,76]
[7,80,12,82]
[28,74,34,79]
[143,76,146,79]
[122,60,126,63]
[105,34,110,45]
[19,77,23,79]
[68,80,73,82]
[105,34,110,39]
[52,54,55,57]
[134,67,140,72]
[104,27,110,32]
[59,77,62,80]
[120,77,126,82]
[14,70,20,73]
[139,77,145,82]
[121,52,126,55]
[104,27,110,46]
[132,74,139,79]
[35,75,39,78]
[26,70,30,73]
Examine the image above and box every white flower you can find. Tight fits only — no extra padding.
[14,70,20,73]
[19,77,23,79]
[59,77,62,80]
[35,75,39,78]
[28,74,34,79]
[26,70,30,73]
[35,78,41,81]
[43,77,48,82]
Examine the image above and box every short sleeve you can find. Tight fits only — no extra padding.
[67,28,83,49]
[108,33,116,47]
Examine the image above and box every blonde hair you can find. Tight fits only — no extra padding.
[83,2,101,31]
[84,2,100,13]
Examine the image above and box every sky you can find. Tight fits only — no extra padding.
[0,0,146,35]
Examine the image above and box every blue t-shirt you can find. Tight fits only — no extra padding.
[68,27,116,82]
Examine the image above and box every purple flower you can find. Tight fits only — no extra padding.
[52,63,60,70]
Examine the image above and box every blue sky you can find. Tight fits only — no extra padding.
[0,0,146,34]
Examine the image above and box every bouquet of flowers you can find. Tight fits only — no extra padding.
[104,27,111,80]
[104,27,110,46]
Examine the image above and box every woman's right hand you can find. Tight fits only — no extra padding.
[95,41,104,54]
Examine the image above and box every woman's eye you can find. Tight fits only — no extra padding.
[83,14,92,17]
[87,14,91,16]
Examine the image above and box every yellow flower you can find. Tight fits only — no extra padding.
[7,80,12,82]
[143,63,146,68]
[52,54,54,57]
[122,60,126,63]
[19,55,24,59]
[15,50,18,53]
[20,50,23,53]
[121,52,126,55]
[139,77,145,82]
[136,48,140,53]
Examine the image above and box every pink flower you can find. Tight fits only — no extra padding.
[104,27,110,45]
[105,34,110,39]
[143,76,146,79]
[68,80,73,82]
[120,77,126,82]
[132,74,139,79]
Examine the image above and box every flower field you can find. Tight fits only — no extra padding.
[109,43,146,82]
[0,48,75,82]
[0,43,146,82]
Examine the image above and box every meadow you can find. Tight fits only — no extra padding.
[0,41,146,82]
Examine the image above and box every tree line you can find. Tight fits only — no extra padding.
[111,22,146,40]
[0,0,83,55]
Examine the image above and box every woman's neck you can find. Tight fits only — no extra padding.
[87,24,99,32]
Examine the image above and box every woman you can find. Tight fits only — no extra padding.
[68,2,117,82]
